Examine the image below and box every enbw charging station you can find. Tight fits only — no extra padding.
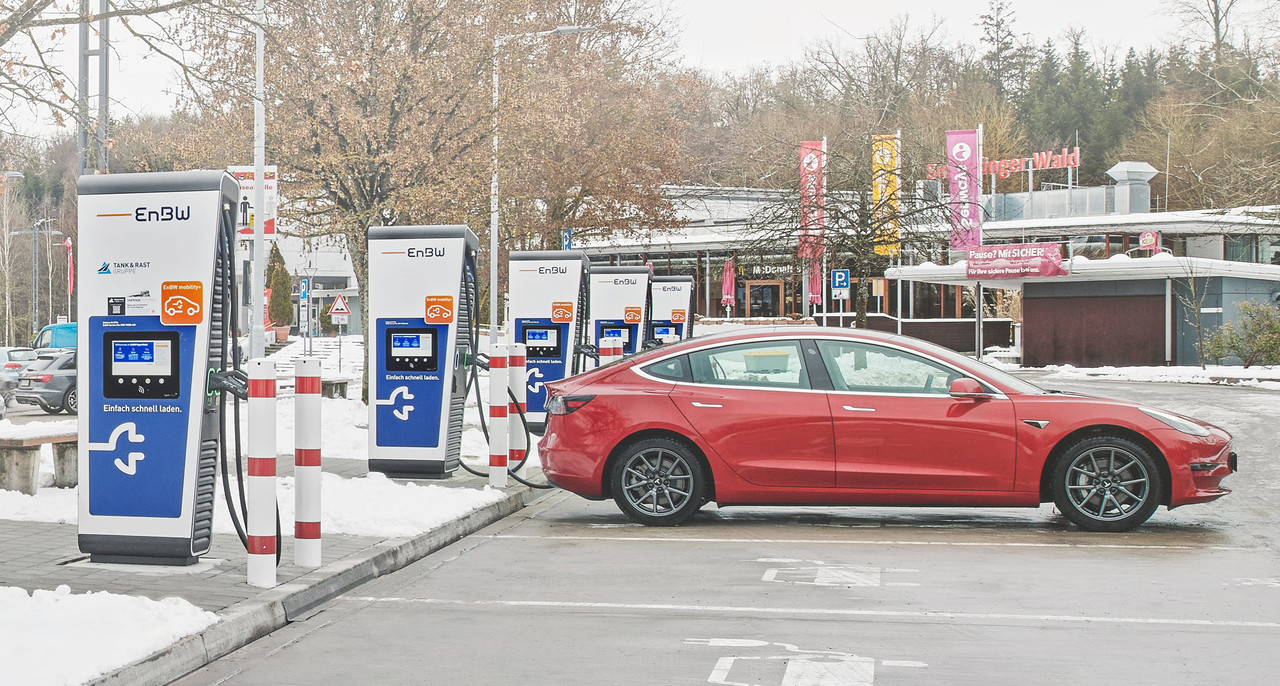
[367,225,478,479]
[77,171,241,565]
[507,250,589,432]
[587,266,651,358]
[648,275,696,341]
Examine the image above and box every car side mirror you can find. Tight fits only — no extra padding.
[949,377,992,400]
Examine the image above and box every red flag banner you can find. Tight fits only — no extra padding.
[720,258,736,307]
[799,140,825,260]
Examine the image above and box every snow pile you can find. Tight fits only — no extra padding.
[0,486,76,524]
[0,585,216,686]
[211,471,506,538]
[0,418,77,440]
[1042,364,1280,389]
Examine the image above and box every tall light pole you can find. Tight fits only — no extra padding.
[2,171,23,346]
[249,0,267,359]
[490,24,597,345]
[12,218,56,335]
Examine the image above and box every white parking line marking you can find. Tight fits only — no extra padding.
[881,660,928,668]
[761,565,920,588]
[488,534,1248,551]
[352,597,1280,629]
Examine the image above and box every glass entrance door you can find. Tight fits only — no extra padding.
[745,280,783,317]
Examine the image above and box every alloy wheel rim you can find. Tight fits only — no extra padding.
[1065,446,1151,521]
[621,448,694,516]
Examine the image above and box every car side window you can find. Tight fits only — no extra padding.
[689,340,809,390]
[816,340,958,395]
[61,355,76,370]
[642,355,690,382]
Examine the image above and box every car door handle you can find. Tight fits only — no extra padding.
[842,405,876,412]
[691,402,723,408]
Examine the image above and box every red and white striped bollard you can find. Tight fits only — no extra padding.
[294,358,322,568]
[488,343,508,488]
[246,359,278,588]
[507,342,528,479]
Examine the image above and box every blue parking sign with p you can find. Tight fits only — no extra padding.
[831,269,850,290]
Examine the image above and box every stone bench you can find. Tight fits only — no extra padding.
[0,433,78,496]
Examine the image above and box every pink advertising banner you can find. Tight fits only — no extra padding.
[967,243,1068,279]
[798,140,825,260]
[946,129,982,250]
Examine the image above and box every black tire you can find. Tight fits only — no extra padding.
[63,387,78,415]
[40,403,62,415]
[1052,435,1163,532]
[611,437,705,526]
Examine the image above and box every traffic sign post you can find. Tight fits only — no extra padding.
[831,270,851,311]
[328,294,352,374]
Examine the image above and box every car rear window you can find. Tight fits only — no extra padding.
[25,357,58,372]
[7,350,36,362]
[642,355,690,382]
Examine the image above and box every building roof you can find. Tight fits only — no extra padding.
[885,252,1280,289]
[277,234,359,287]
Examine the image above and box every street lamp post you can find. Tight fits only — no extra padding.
[11,218,56,336]
[490,24,597,345]
[2,171,24,347]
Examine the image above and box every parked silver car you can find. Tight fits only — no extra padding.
[1,346,39,407]
[14,350,77,415]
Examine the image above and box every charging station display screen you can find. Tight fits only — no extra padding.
[602,327,629,343]
[521,326,563,359]
[391,332,432,356]
[385,327,439,372]
[102,331,181,399]
[652,326,675,338]
[111,340,172,376]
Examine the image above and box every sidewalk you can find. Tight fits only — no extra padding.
[0,456,543,686]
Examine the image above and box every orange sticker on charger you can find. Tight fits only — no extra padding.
[425,295,455,324]
[623,307,642,323]
[161,281,204,325]
[551,301,574,323]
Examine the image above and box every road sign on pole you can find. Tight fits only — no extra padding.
[831,269,850,290]
[328,293,351,316]
[561,228,572,250]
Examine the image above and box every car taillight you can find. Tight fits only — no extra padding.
[3,363,19,369]
[546,394,595,415]
[33,375,53,383]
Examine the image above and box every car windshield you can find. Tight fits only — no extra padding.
[892,335,1048,395]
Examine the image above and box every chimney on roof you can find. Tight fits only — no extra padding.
[1107,161,1159,215]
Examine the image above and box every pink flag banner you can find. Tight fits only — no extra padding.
[720,258,736,307]
[808,267,822,304]
[966,243,1068,279]
[946,129,982,250]
[798,140,825,260]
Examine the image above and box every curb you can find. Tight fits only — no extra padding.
[88,484,533,686]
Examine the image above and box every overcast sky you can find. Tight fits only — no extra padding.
[674,0,1183,75]
[30,0,1185,140]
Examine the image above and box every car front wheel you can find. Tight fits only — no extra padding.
[1053,435,1162,532]
[63,387,78,415]
[611,437,705,526]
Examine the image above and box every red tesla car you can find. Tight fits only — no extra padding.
[538,327,1236,531]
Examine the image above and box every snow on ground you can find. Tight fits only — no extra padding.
[1036,363,1280,389]
[0,585,217,686]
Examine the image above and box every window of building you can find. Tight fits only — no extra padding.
[1225,235,1257,263]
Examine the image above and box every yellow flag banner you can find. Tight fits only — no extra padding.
[871,134,899,256]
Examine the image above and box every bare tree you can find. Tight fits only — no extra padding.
[0,1,255,136]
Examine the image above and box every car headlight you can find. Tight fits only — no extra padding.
[1140,408,1211,437]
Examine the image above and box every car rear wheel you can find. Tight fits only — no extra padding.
[611,437,705,526]
[63,387,77,415]
[1052,436,1162,532]
[40,403,62,414]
